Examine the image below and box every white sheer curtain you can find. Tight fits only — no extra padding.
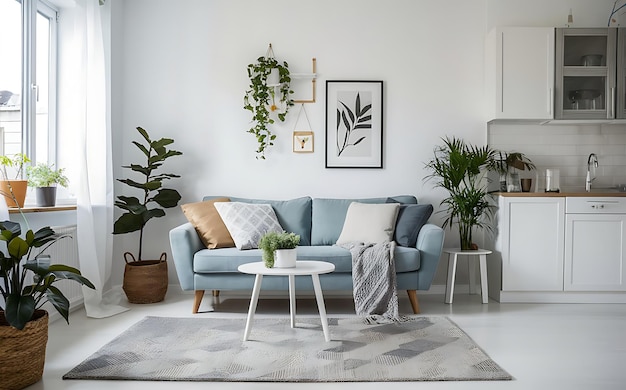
[74,0,127,318]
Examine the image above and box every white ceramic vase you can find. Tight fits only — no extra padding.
[273,248,297,268]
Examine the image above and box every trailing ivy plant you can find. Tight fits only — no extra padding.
[243,56,294,159]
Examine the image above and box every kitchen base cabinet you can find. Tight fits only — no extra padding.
[565,199,626,291]
[487,195,626,303]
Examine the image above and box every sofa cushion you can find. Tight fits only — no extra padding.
[336,202,400,244]
[192,245,421,274]
[311,196,417,245]
[180,197,234,249]
[394,204,434,247]
[227,196,313,246]
[214,202,283,249]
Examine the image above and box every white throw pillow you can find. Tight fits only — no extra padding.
[214,202,283,249]
[336,202,400,245]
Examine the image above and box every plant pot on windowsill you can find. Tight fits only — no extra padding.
[0,180,28,208]
[35,186,57,207]
[26,163,69,207]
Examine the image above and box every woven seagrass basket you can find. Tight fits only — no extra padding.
[0,310,49,390]
[122,252,168,304]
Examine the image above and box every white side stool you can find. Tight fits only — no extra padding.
[444,248,492,304]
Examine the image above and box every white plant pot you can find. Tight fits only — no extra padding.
[274,248,297,268]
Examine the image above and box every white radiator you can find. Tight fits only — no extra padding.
[33,224,83,308]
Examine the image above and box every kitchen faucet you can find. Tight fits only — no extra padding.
[586,153,598,192]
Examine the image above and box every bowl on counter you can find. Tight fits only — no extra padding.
[569,89,602,110]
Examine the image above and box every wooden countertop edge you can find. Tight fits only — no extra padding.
[497,192,626,197]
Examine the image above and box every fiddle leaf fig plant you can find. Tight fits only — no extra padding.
[113,126,182,261]
[243,54,294,159]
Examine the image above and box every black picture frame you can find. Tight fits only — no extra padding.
[325,80,383,168]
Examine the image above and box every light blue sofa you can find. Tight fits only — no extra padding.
[169,195,444,314]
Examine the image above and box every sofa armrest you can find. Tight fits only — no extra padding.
[414,223,445,290]
[169,222,204,291]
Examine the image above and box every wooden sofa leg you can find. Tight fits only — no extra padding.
[407,290,420,314]
[193,290,205,314]
[212,290,220,297]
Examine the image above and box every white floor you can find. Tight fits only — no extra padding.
[26,290,626,390]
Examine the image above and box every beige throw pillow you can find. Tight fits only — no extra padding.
[181,198,234,249]
[336,202,400,244]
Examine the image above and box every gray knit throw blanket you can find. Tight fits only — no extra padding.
[340,241,406,324]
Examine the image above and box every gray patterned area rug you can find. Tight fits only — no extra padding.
[63,316,512,382]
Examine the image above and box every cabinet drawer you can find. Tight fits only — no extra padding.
[566,197,626,213]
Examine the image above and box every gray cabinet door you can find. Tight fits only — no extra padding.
[555,28,616,119]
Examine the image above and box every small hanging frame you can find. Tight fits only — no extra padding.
[293,104,314,153]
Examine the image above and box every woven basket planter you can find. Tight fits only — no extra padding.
[122,252,168,304]
[0,310,49,390]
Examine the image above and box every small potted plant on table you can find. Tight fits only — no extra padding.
[26,163,69,207]
[259,231,300,268]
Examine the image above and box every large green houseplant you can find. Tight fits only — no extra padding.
[243,49,294,159]
[0,206,95,388]
[113,126,182,303]
[425,137,497,251]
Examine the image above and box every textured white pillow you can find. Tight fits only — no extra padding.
[214,202,283,249]
[336,202,400,244]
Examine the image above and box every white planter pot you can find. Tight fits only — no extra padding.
[274,248,297,268]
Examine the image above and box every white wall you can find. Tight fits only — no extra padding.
[110,0,618,287]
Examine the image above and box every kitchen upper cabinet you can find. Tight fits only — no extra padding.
[555,28,617,119]
[486,27,555,121]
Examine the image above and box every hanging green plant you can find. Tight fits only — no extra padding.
[243,45,294,159]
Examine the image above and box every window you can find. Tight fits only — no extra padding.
[0,0,57,175]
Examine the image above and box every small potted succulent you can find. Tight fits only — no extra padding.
[26,163,69,207]
[258,231,300,268]
[0,153,30,207]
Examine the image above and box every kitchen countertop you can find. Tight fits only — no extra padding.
[498,191,626,197]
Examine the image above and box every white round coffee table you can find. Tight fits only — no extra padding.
[238,260,335,342]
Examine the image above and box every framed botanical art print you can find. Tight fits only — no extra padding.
[325,80,383,168]
[293,131,314,153]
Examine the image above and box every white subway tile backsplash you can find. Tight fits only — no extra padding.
[488,123,626,191]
